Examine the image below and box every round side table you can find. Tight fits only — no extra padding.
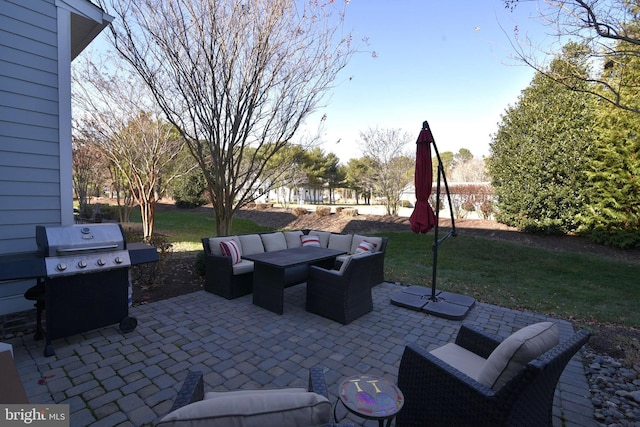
[335,374,404,427]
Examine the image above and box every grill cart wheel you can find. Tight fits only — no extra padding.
[119,316,137,333]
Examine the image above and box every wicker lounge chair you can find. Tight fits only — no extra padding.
[396,323,590,427]
[306,252,378,324]
[156,366,353,427]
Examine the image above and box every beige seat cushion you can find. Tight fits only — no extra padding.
[231,260,254,275]
[430,343,487,380]
[238,234,264,255]
[336,254,350,264]
[156,388,331,427]
[477,321,559,390]
[260,232,287,252]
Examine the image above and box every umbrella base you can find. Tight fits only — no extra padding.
[390,286,475,320]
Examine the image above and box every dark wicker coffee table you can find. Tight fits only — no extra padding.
[242,246,345,314]
[335,374,404,427]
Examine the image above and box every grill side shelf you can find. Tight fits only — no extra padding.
[0,252,45,281]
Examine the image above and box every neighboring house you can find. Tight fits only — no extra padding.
[0,0,112,315]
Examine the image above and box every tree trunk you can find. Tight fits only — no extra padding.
[141,199,156,242]
[214,198,234,237]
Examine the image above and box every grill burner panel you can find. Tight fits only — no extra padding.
[43,249,131,277]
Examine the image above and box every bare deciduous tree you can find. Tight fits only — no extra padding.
[450,158,490,183]
[72,56,190,241]
[72,140,105,211]
[359,128,414,216]
[504,0,640,114]
[100,0,359,236]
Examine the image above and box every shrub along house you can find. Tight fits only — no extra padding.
[0,0,112,315]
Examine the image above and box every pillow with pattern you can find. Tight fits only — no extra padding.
[301,235,321,247]
[219,240,242,264]
[355,240,377,254]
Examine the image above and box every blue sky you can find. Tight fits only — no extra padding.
[306,0,550,162]
[87,0,550,163]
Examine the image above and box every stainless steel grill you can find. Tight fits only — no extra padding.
[33,224,137,356]
[36,224,131,277]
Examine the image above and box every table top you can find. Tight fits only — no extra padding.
[338,374,404,420]
[241,246,345,268]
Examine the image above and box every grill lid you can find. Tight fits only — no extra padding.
[36,224,126,257]
[36,224,130,277]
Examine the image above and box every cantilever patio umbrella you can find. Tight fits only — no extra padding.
[391,121,475,320]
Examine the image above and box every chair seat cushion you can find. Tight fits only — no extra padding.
[156,388,331,427]
[232,260,254,275]
[477,321,559,390]
[430,343,487,380]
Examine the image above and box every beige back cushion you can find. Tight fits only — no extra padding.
[238,234,264,255]
[328,234,352,253]
[477,322,559,390]
[260,232,287,252]
[156,388,331,427]
[283,231,304,248]
[208,236,241,256]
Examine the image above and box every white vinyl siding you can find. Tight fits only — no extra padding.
[0,0,60,255]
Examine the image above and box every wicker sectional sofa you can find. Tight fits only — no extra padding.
[201,230,388,300]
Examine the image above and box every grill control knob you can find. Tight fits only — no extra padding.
[77,260,87,269]
[115,257,123,264]
[97,259,106,266]
[56,263,67,272]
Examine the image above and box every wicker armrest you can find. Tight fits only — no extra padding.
[169,371,204,412]
[397,344,497,426]
[455,324,502,359]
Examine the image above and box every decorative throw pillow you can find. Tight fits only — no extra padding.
[301,235,321,247]
[219,240,242,264]
[355,240,377,254]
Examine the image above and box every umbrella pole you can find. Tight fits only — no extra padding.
[430,162,442,300]
[429,136,457,301]
[390,121,474,320]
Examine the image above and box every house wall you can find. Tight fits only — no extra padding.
[0,0,61,314]
[1,0,61,252]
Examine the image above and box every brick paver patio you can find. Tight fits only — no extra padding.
[7,282,595,426]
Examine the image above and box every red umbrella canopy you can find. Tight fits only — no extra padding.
[409,125,436,234]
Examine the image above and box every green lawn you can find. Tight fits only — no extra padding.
[382,232,640,327]
[146,209,640,328]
